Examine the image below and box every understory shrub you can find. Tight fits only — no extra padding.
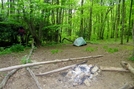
[10,44,25,52]
[0,44,25,55]
[129,56,134,61]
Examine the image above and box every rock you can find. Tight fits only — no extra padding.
[65,64,100,86]
[90,65,100,74]
[84,79,91,86]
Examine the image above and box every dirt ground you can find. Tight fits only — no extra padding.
[0,43,134,89]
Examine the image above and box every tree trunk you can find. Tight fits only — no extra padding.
[79,0,84,37]
[115,0,121,41]
[121,0,125,44]
[132,23,134,57]
[126,0,133,42]
[68,0,72,36]
[1,0,4,10]
[88,0,93,40]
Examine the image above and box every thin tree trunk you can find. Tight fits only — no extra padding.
[68,0,72,36]
[1,0,4,10]
[132,23,134,57]
[79,0,84,37]
[121,0,125,44]
[88,0,93,40]
[126,0,133,42]
[115,0,121,41]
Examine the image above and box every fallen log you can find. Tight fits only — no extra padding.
[121,61,134,74]
[27,68,42,89]
[120,83,132,89]
[25,39,42,89]
[100,66,129,72]
[0,55,103,72]
[36,64,129,76]
[36,64,76,76]
[0,69,19,89]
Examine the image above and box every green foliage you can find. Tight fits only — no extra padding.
[0,47,4,51]
[85,46,97,52]
[51,49,60,54]
[107,48,118,53]
[21,56,31,64]
[0,44,25,55]
[103,46,118,53]
[0,0,133,46]
[0,21,18,43]
[0,48,11,55]
[10,44,25,52]
[129,56,134,61]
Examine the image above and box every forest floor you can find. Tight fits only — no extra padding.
[0,41,134,89]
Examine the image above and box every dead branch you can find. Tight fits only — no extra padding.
[36,64,76,76]
[36,61,87,76]
[0,55,103,72]
[0,69,19,89]
[26,39,42,89]
[36,64,129,76]
[121,61,134,74]
[100,66,129,72]
[27,68,42,89]
[120,83,134,89]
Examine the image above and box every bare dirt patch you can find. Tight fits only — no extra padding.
[0,43,134,89]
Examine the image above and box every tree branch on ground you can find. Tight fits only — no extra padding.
[25,39,42,89]
[0,69,19,89]
[0,55,103,72]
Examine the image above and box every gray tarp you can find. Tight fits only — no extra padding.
[73,37,87,46]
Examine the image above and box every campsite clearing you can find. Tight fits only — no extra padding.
[0,43,134,89]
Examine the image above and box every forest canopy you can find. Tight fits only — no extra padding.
[0,0,134,46]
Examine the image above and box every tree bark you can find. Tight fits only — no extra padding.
[120,0,125,44]
[88,0,93,40]
[132,22,134,57]
[79,0,84,37]
[126,0,133,42]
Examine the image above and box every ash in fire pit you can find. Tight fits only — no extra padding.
[65,64,101,86]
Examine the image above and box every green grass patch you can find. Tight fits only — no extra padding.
[103,46,118,53]
[51,49,61,54]
[129,56,134,61]
[122,46,133,51]
[0,48,11,55]
[85,46,97,52]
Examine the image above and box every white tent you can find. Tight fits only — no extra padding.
[73,37,87,46]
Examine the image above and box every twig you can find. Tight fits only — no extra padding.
[0,55,103,72]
